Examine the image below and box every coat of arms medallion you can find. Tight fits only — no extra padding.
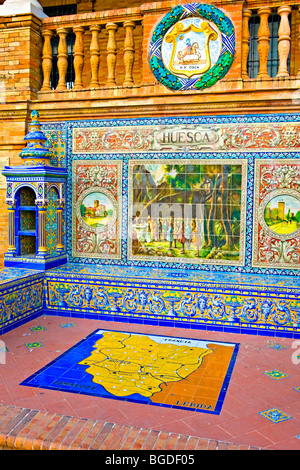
[149,3,235,91]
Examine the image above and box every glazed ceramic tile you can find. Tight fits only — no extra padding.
[21,329,239,415]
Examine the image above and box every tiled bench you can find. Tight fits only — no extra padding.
[43,264,300,339]
[1,263,299,338]
[0,268,44,335]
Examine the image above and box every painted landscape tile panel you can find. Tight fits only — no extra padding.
[252,160,300,269]
[128,159,247,266]
[72,160,122,259]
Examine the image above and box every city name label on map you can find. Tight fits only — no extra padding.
[176,400,213,410]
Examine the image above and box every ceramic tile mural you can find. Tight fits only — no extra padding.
[72,122,300,154]
[252,160,300,269]
[128,159,247,266]
[40,113,300,279]
[20,329,239,415]
[72,160,122,260]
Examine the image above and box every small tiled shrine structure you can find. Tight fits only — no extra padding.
[3,110,67,270]
[0,0,300,339]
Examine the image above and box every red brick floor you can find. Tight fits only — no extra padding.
[0,315,299,450]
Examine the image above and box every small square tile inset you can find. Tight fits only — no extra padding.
[264,370,289,379]
[266,342,289,350]
[293,387,300,393]
[60,323,77,328]
[25,342,44,350]
[30,326,47,332]
[259,408,292,423]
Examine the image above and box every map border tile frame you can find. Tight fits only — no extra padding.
[20,328,240,415]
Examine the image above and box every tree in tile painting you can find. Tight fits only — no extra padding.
[130,162,244,263]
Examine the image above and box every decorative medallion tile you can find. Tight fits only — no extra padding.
[259,408,292,423]
[266,341,289,350]
[25,342,44,349]
[29,326,47,332]
[59,322,77,328]
[263,370,289,380]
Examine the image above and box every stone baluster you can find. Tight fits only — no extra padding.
[73,25,85,90]
[106,22,118,87]
[276,5,292,77]
[56,27,69,91]
[257,7,272,79]
[90,24,101,88]
[241,9,252,79]
[41,29,54,91]
[123,20,135,87]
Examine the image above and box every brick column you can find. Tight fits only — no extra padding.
[0,14,43,100]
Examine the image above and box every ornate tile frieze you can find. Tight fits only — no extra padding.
[72,122,300,154]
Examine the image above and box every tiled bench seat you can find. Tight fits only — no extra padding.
[43,264,300,338]
[0,268,44,334]
[1,263,299,338]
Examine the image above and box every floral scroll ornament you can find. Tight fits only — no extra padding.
[149,3,235,91]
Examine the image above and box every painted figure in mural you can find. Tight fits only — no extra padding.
[167,219,174,248]
[192,219,204,256]
[185,220,193,249]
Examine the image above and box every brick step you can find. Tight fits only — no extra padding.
[0,405,261,451]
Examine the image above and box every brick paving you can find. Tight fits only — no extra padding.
[0,316,299,450]
[0,405,260,450]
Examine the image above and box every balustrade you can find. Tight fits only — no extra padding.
[40,10,141,92]
[242,4,299,80]
[39,5,300,93]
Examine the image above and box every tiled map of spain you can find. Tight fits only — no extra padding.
[79,331,213,397]
[21,329,239,415]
